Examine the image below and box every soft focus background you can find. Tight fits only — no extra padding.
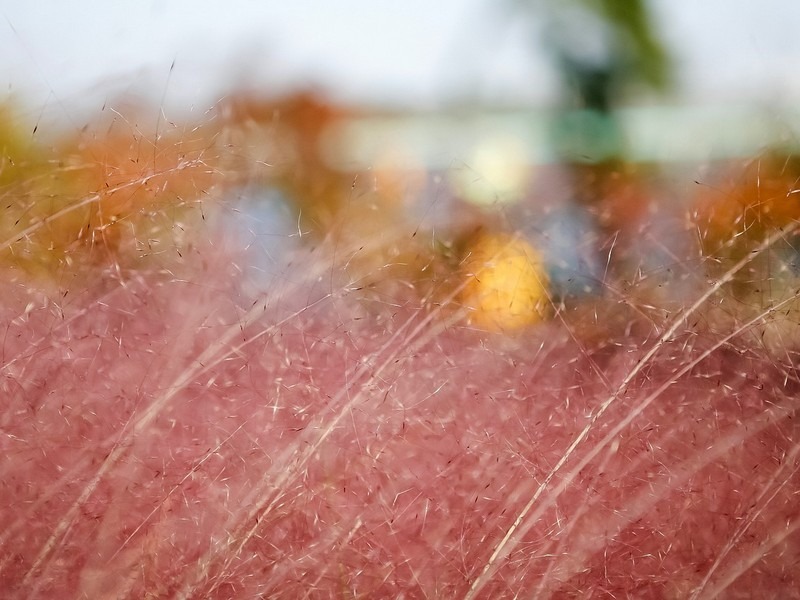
[3,0,800,326]
[3,0,800,109]
[3,1,800,120]
[4,1,800,165]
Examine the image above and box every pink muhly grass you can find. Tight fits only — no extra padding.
[1,105,800,599]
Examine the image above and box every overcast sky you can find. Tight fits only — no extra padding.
[2,0,800,118]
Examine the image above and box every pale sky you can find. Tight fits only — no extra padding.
[2,0,800,118]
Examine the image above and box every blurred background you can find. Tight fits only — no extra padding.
[3,1,800,109]
[4,0,800,156]
[3,0,800,332]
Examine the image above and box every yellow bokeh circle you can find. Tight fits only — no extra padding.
[461,233,550,331]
